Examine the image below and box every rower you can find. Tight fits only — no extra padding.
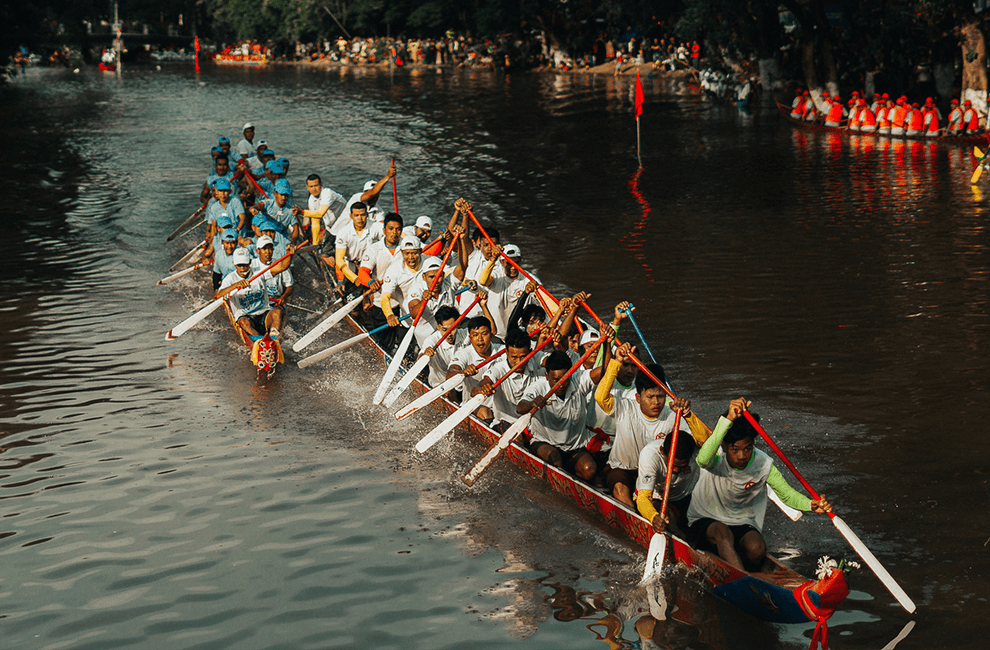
[202,155,235,204]
[210,145,224,164]
[204,226,240,290]
[357,212,403,334]
[215,245,295,341]
[905,103,924,137]
[403,215,433,244]
[923,101,940,137]
[331,161,397,238]
[477,326,543,430]
[218,136,233,161]
[962,100,983,134]
[636,427,699,539]
[517,346,610,482]
[257,160,285,199]
[506,289,548,340]
[686,397,833,572]
[302,174,347,248]
[593,342,684,506]
[257,220,291,259]
[205,178,247,239]
[330,201,383,300]
[236,123,256,162]
[946,99,963,135]
[891,97,907,136]
[256,235,293,334]
[585,303,635,459]
[380,236,427,352]
[421,305,467,387]
[406,250,462,348]
[857,99,877,133]
[824,94,845,127]
[477,243,537,336]
[453,206,501,317]
[448,314,502,420]
[789,90,804,119]
[249,178,298,243]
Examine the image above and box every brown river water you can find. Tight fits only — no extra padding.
[0,62,987,649]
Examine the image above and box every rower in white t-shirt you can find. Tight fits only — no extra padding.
[477,243,536,337]
[420,305,467,386]
[332,201,383,298]
[405,256,459,348]
[402,215,433,244]
[447,315,502,419]
[477,326,543,427]
[302,173,346,242]
[331,161,397,237]
[636,432,700,539]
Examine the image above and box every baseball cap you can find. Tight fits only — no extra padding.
[220,228,238,242]
[259,219,278,233]
[267,163,285,175]
[399,236,422,251]
[211,145,223,154]
[257,235,275,249]
[363,180,376,191]
[262,148,275,157]
[415,216,432,230]
[243,122,254,131]
[277,157,289,167]
[503,244,521,258]
[274,179,292,195]
[579,329,600,347]
[232,248,252,265]
[256,140,268,150]
[421,256,443,273]
[213,178,231,191]
[217,214,235,229]
[218,136,230,145]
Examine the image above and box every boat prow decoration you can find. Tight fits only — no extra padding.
[251,335,283,372]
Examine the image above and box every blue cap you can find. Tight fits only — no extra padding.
[219,136,230,145]
[277,157,289,166]
[217,214,235,228]
[267,163,285,175]
[262,148,275,157]
[220,228,238,242]
[211,145,223,154]
[213,178,232,191]
[259,219,278,233]
[274,179,292,195]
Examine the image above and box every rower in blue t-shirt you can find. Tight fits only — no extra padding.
[203,155,235,203]
[257,220,290,259]
[205,228,240,290]
[205,178,247,238]
[254,178,297,241]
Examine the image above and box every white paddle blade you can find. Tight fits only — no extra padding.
[415,393,485,454]
[170,244,205,271]
[830,515,916,614]
[395,374,465,421]
[767,485,803,522]
[640,533,667,585]
[291,293,364,352]
[373,327,415,405]
[297,332,370,369]
[461,413,531,486]
[157,263,203,286]
[165,297,225,340]
[383,356,431,408]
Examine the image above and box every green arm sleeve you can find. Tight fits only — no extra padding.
[696,416,732,470]
[766,465,813,511]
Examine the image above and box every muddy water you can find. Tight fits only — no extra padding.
[0,63,985,649]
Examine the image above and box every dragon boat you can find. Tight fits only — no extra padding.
[776,98,989,146]
[335,309,853,637]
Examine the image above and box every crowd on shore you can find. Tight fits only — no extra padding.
[215,30,704,74]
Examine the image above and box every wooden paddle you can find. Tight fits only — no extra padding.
[157,258,212,285]
[167,204,207,241]
[623,303,658,365]
[170,241,207,272]
[742,411,916,614]
[372,239,457,405]
[292,289,373,352]
[297,314,411,369]
[971,146,986,184]
[641,408,682,584]
[165,249,293,341]
[382,293,483,409]
[461,334,605,486]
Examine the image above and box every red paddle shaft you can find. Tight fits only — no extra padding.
[658,410,682,521]
[412,240,457,328]
[743,411,828,511]
[529,335,605,412]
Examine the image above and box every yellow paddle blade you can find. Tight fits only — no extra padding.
[975,146,985,158]
[971,164,984,184]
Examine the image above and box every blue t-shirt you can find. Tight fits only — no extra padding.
[206,197,245,227]
[206,170,235,188]
[262,198,296,235]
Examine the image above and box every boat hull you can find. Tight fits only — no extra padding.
[339,314,848,624]
[224,302,282,373]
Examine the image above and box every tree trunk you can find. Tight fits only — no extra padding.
[959,20,987,112]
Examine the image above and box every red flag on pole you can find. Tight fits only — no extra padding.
[634,69,645,119]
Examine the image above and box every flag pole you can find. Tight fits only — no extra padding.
[636,117,642,168]
[634,68,645,168]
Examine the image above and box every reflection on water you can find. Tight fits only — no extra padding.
[1,64,986,649]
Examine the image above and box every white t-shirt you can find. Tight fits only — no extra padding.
[360,240,401,306]
[236,137,255,158]
[687,445,774,531]
[219,259,270,320]
[335,221,383,274]
[458,249,502,318]
[421,327,467,386]
[636,439,699,502]
[606,398,688,471]
[405,272,457,347]
[380,260,423,318]
[332,191,367,237]
[306,186,347,232]
[522,368,595,452]
[482,354,541,424]
[484,272,532,336]
[262,265,294,299]
[450,342,503,405]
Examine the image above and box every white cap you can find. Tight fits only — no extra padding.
[243,122,254,130]
[257,139,268,149]
[421,256,443,273]
[232,248,252,265]
[368,206,385,222]
[415,216,432,230]
[503,244,521,258]
[363,180,377,191]
[578,329,600,347]
[399,236,423,251]
[257,235,275,249]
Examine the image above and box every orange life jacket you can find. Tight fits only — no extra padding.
[947,107,963,128]
[849,108,861,128]
[964,108,981,131]
[908,109,924,131]
[827,101,844,123]
[892,106,907,128]
[924,111,939,132]
[860,108,876,128]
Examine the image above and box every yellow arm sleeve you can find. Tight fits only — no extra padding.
[594,359,621,415]
[380,293,395,319]
[636,488,659,524]
[477,257,498,286]
[336,248,357,283]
